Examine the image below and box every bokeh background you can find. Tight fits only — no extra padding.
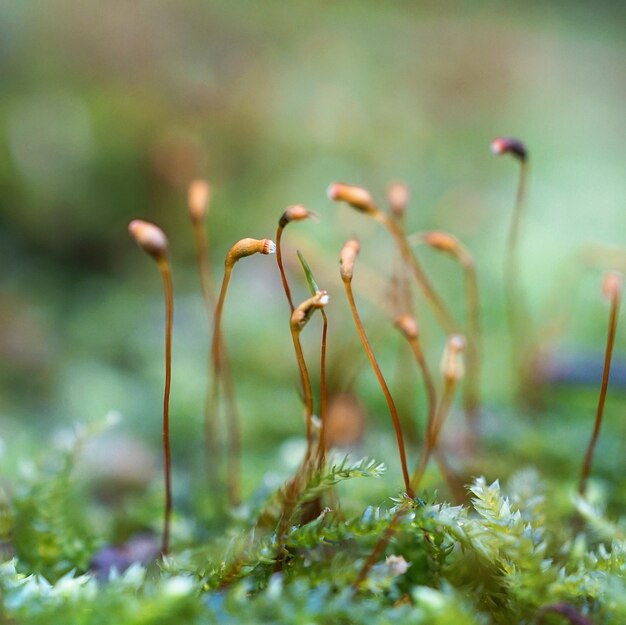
[1,1,626,500]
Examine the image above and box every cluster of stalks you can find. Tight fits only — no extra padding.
[124,137,623,589]
[273,205,331,551]
[328,184,471,496]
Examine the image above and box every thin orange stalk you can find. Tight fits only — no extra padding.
[504,160,530,372]
[290,291,329,461]
[411,378,457,493]
[291,326,314,448]
[275,225,292,311]
[463,259,481,421]
[395,316,437,431]
[393,315,462,501]
[344,285,411,494]
[188,184,241,504]
[387,181,413,317]
[578,271,622,496]
[411,335,465,493]
[191,224,216,311]
[294,247,328,468]
[317,309,328,468]
[128,220,174,556]
[206,263,231,503]
[221,362,241,507]
[210,238,276,506]
[354,305,465,589]
[157,257,174,555]
[491,138,531,389]
[340,239,413,497]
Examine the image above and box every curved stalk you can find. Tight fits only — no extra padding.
[491,138,532,395]
[191,217,241,506]
[275,292,329,558]
[275,225,293,312]
[341,270,412,497]
[578,272,622,495]
[394,319,462,501]
[210,238,275,506]
[504,159,530,385]
[411,333,465,492]
[411,378,457,493]
[290,291,329,462]
[276,205,316,313]
[291,329,314,450]
[211,263,234,381]
[346,283,412,495]
[295,248,328,468]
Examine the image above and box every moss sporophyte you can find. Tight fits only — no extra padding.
[6,140,624,624]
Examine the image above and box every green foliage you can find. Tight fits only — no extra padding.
[3,442,626,624]
[295,456,386,506]
[207,578,486,625]
[0,560,203,625]
[192,456,386,590]
[3,428,98,581]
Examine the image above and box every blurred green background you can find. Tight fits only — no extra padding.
[1,1,625,500]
